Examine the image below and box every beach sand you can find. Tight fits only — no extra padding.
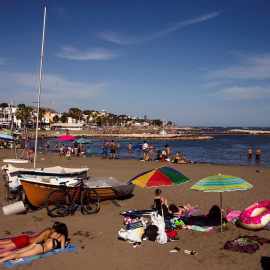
[0,148,270,270]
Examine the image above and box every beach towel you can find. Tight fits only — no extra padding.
[1,244,79,268]
[183,225,214,232]
[226,210,242,222]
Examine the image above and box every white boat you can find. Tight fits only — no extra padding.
[1,164,89,194]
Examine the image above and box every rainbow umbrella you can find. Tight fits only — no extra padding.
[128,166,191,216]
[190,174,253,232]
[128,166,191,187]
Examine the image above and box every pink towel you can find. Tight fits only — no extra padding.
[226,210,242,222]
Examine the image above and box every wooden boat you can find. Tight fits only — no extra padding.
[19,176,134,207]
[1,164,89,194]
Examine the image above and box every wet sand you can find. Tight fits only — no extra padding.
[0,148,270,270]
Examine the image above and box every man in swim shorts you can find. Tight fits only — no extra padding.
[102,140,109,159]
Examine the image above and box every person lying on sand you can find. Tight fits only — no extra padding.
[0,222,61,249]
[0,223,68,263]
[207,205,234,221]
[168,204,198,216]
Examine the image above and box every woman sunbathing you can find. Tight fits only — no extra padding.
[207,205,233,221]
[0,223,68,263]
[0,222,61,249]
[168,204,198,216]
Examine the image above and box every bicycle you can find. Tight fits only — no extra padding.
[45,178,100,217]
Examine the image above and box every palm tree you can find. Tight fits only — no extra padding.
[69,108,82,122]
[38,107,46,129]
[15,104,33,130]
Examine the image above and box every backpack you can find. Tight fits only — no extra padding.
[223,237,260,254]
[145,225,158,241]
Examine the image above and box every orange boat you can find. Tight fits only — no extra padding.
[20,176,134,207]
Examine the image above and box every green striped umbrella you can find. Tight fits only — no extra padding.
[190,174,253,232]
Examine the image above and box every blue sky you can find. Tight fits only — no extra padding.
[1,0,270,127]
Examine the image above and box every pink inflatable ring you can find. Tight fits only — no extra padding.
[239,201,270,230]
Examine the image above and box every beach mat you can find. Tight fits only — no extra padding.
[1,244,79,268]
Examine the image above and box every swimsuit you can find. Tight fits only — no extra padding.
[49,234,62,250]
[37,243,45,253]
[11,235,30,248]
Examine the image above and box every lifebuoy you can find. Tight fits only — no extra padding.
[239,201,270,230]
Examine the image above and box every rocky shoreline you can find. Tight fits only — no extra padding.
[37,130,214,140]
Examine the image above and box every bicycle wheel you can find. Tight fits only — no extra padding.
[80,188,100,215]
[45,189,69,217]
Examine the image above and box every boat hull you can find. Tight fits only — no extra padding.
[20,177,134,207]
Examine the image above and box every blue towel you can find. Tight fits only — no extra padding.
[1,244,79,268]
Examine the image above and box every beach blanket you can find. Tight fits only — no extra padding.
[1,244,79,268]
[226,210,242,222]
[0,233,38,254]
[184,225,214,232]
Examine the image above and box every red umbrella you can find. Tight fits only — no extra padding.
[57,135,76,141]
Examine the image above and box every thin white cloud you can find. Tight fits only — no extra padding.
[97,12,220,45]
[0,71,107,108]
[205,54,270,80]
[56,45,124,60]
[213,86,270,100]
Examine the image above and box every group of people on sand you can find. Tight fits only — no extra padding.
[248,147,261,159]
[153,189,231,221]
[0,222,68,263]
[140,141,189,163]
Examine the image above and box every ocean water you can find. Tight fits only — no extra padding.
[30,133,270,167]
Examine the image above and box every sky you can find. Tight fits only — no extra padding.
[1,0,270,127]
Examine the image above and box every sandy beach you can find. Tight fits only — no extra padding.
[0,148,270,270]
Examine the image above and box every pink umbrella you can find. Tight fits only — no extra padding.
[57,135,76,141]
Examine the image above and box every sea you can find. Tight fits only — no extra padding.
[27,127,270,168]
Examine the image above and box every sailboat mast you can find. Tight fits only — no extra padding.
[34,7,47,170]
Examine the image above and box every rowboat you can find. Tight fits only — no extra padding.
[1,164,89,194]
[19,176,135,207]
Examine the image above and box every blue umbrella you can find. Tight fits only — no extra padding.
[0,133,14,140]
[73,138,92,144]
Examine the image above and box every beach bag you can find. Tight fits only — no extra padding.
[150,212,167,244]
[145,225,158,241]
[166,230,177,239]
[223,237,260,254]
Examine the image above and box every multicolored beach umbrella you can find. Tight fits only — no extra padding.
[190,174,253,232]
[128,166,191,187]
[189,174,253,192]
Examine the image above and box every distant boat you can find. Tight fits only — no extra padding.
[19,176,135,207]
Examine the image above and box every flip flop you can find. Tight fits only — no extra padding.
[184,250,198,255]
[170,247,181,253]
